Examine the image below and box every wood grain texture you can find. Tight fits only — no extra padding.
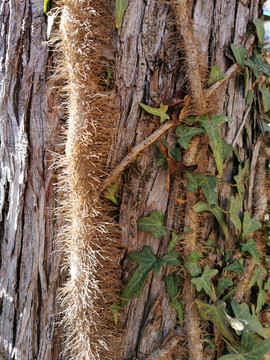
[0,1,62,359]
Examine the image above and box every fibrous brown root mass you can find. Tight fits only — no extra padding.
[57,0,122,359]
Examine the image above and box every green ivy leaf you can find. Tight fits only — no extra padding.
[244,54,270,79]
[264,278,270,293]
[167,232,182,253]
[234,159,249,201]
[195,299,239,346]
[165,273,180,299]
[208,65,226,87]
[197,114,224,177]
[187,173,220,206]
[222,139,234,161]
[121,245,179,307]
[259,86,270,112]
[218,340,270,360]
[224,259,245,274]
[193,201,228,241]
[249,265,267,288]
[137,211,166,238]
[175,125,205,149]
[241,238,261,263]
[184,226,193,233]
[185,250,202,277]
[168,148,181,162]
[217,276,233,296]
[187,173,208,192]
[256,285,266,313]
[230,44,247,67]
[165,273,184,323]
[191,265,218,301]
[246,90,255,105]
[116,0,127,28]
[104,182,118,205]
[231,300,266,338]
[139,103,170,123]
[242,212,261,239]
[229,196,242,234]
[253,18,265,45]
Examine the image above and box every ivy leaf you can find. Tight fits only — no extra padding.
[168,148,181,162]
[246,90,255,105]
[264,278,270,293]
[121,246,179,307]
[165,272,180,299]
[249,265,267,288]
[234,159,249,201]
[211,114,234,123]
[165,273,184,323]
[241,238,261,263]
[253,18,265,45]
[244,54,270,79]
[137,211,166,238]
[139,102,170,123]
[175,125,205,149]
[193,201,228,241]
[217,276,233,296]
[208,65,226,87]
[197,114,224,177]
[195,299,239,346]
[185,250,202,277]
[202,175,220,206]
[167,232,182,254]
[187,173,208,192]
[231,300,266,338]
[229,196,242,234]
[104,182,118,205]
[224,260,245,274]
[188,173,220,206]
[191,265,218,301]
[256,285,266,313]
[230,44,247,67]
[260,87,270,112]
[116,0,127,28]
[218,340,270,360]
[242,212,261,239]
[222,139,234,162]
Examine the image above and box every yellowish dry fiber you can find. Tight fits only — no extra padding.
[57,1,122,359]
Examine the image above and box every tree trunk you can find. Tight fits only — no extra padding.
[1,0,267,360]
[0,1,62,359]
[108,0,265,359]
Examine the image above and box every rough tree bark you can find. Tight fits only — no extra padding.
[108,0,266,359]
[0,0,267,359]
[0,1,62,359]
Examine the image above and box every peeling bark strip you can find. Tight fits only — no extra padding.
[58,1,122,359]
[0,1,62,359]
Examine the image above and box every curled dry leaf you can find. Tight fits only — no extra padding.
[158,141,197,205]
